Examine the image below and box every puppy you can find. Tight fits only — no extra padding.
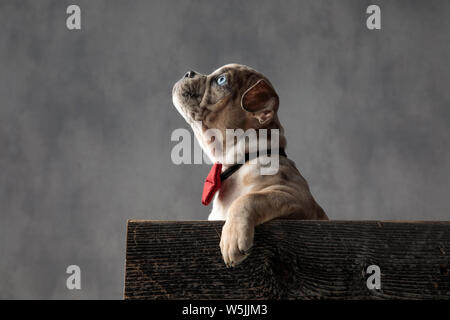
[172,64,328,267]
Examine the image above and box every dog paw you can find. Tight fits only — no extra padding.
[220,215,254,267]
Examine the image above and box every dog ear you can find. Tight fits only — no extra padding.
[241,79,279,125]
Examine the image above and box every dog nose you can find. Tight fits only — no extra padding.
[184,70,196,78]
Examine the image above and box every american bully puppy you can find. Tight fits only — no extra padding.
[172,64,328,267]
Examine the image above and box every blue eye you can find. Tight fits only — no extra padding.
[216,75,227,86]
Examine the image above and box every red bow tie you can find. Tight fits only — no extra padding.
[201,162,222,206]
[201,149,287,205]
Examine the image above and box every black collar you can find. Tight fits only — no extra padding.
[220,148,287,182]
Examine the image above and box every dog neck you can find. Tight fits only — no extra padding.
[191,119,287,170]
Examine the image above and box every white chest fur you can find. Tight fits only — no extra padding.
[207,163,257,221]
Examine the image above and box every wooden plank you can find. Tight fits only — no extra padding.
[124,220,450,300]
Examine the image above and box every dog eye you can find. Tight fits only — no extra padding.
[216,75,227,86]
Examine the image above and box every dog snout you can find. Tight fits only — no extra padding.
[184,70,197,79]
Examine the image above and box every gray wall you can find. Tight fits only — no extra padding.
[1,0,449,299]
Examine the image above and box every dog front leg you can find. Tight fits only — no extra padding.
[220,195,255,267]
[220,190,302,267]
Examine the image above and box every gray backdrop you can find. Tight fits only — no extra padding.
[1,0,449,299]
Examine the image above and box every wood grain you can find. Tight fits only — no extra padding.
[125,220,450,299]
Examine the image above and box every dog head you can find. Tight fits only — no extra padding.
[172,64,285,164]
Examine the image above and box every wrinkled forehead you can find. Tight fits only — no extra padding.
[211,64,255,75]
[209,64,266,88]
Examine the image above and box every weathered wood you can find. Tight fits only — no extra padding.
[125,220,450,299]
